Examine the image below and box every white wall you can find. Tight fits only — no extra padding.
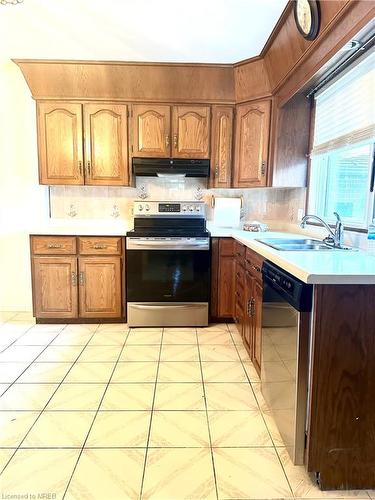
[0,58,49,311]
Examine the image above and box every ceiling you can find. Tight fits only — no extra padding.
[1,0,287,64]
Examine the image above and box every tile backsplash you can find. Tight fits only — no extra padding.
[49,179,306,226]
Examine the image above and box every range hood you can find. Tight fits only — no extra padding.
[132,158,210,178]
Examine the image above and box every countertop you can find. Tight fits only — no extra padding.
[29,220,375,285]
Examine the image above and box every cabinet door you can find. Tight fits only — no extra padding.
[83,103,129,186]
[252,279,263,375]
[216,239,235,318]
[172,106,210,158]
[32,257,78,318]
[210,106,233,187]
[233,100,271,187]
[132,104,171,157]
[78,257,122,318]
[243,270,254,355]
[37,102,84,185]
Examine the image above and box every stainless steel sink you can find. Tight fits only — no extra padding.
[254,238,349,251]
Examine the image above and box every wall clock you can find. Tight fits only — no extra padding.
[293,0,320,41]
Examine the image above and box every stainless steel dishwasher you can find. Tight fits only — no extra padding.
[261,261,313,465]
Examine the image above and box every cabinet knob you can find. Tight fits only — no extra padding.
[173,134,178,149]
[79,271,85,286]
[78,161,83,176]
[87,161,91,175]
[165,135,170,148]
[215,164,219,177]
[71,271,77,286]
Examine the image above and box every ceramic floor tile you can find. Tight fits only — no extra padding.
[0,345,45,362]
[11,312,35,322]
[77,345,122,362]
[261,408,285,447]
[150,411,210,447]
[208,410,272,447]
[242,360,261,382]
[51,332,94,346]
[0,323,33,336]
[0,362,31,383]
[205,383,258,410]
[154,383,205,410]
[276,447,368,498]
[0,383,9,395]
[16,362,72,383]
[63,324,99,334]
[251,382,270,412]
[202,361,248,383]
[230,331,244,345]
[64,362,115,383]
[0,312,17,322]
[111,361,158,383]
[96,323,129,332]
[36,345,84,362]
[0,383,58,410]
[199,344,240,362]
[214,447,293,499]
[65,449,145,500]
[227,323,239,333]
[198,331,233,344]
[0,411,40,447]
[13,332,59,346]
[100,383,154,410]
[162,330,197,344]
[163,327,197,333]
[158,361,202,382]
[197,323,229,333]
[236,344,251,360]
[22,411,95,447]
[126,330,163,345]
[86,410,151,447]
[142,448,216,499]
[160,344,199,361]
[45,384,106,410]
[28,323,66,333]
[120,345,160,362]
[0,448,79,500]
[88,331,127,346]
[0,449,15,471]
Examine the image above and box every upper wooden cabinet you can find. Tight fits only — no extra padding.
[233,99,271,187]
[37,102,84,185]
[172,106,210,158]
[132,104,170,157]
[210,106,233,188]
[37,101,129,186]
[83,103,128,185]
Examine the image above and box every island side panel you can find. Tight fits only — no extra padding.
[307,284,375,490]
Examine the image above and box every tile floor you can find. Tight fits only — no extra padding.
[0,311,372,500]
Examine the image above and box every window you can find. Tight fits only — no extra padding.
[308,49,375,229]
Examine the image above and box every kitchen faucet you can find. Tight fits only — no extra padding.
[300,212,344,248]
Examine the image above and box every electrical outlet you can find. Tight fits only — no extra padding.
[297,209,304,221]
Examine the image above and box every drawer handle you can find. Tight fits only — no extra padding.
[93,244,107,249]
[47,243,63,249]
[71,272,77,286]
[252,265,261,273]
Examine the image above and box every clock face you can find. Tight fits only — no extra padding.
[294,0,320,40]
[296,0,312,35]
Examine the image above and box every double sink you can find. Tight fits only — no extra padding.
[255,238,353,251]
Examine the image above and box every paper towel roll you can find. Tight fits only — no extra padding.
[213,197,241,228]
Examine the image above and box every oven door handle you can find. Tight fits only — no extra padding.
[127,240,209,250]
[131,304,204,310]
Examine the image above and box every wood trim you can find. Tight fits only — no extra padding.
[259,1,294,58]
[13,58,233,68]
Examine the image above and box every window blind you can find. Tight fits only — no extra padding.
[312,50,375,155]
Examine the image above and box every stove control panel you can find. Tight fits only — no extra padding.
[134,201,206,217]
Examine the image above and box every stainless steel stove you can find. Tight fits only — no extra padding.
[126,201,210,327]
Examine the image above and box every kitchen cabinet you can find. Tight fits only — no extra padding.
[131,104,210,160]
[233,99,271,187]
[131,104,171,157]
[210,238,235,319]
[32,256,78,319]
[78,256,122,318]
[210,106,234,188]
[30,236,124,321]
[37,102,129,186]
[172,106,210,158]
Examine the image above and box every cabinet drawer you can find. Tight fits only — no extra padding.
[31,236,76,255]
[78,237,122,255]
[234,241,246,260]
[219,238,235,257]
[245,247,263,281]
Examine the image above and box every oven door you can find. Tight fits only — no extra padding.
[126,240,210,303]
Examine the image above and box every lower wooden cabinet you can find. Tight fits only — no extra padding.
[30,236,124,321]
[211,238,235,319]
[32,256,78,319]
[78,257,122,318]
